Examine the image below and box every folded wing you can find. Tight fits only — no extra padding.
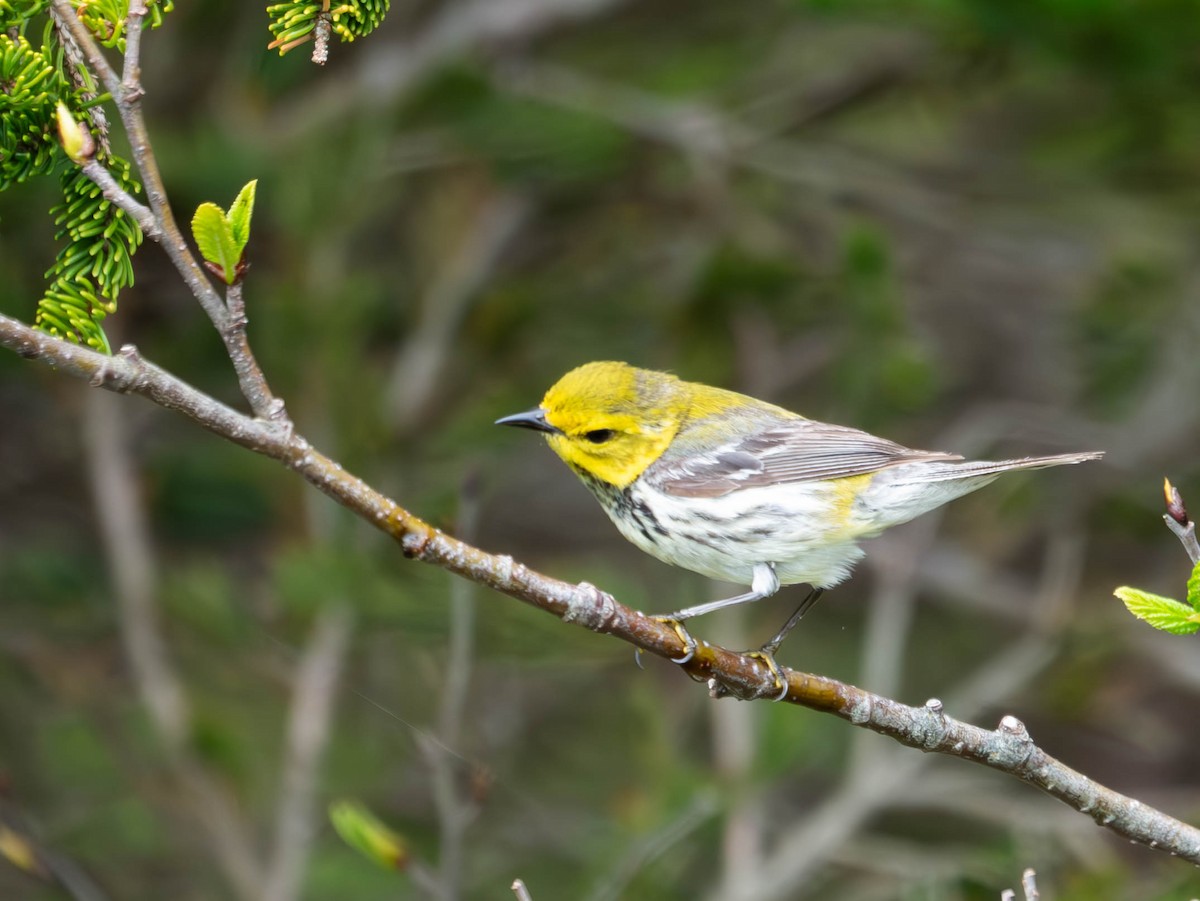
[654,420,962,498]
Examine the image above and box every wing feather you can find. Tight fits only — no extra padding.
[652,420,961,498]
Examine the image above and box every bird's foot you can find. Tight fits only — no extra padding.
[744,648,790,702]
[653,616,698,664]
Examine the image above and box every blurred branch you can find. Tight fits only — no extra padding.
[81,388,189,748]
[4,312,1199,868]
[386,191,533,433]
[80,386,265,900]
[263,605,353,901]
[585,792,719,901]
[417,476,482,901]
[276,0,632,141]
[490,60,954,231]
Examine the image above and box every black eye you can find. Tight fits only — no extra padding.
[584,429,615,444]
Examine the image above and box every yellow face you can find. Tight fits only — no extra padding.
[538,362,684,488]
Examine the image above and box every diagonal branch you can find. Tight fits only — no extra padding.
[2,310,1199,866]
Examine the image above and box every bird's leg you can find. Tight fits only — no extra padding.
[655,564,779,665]
[746,586,825,700]
[759,587,825,658]
[666,563,780,620]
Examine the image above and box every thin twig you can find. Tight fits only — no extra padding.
[80,158,158,236]
[263,605,353,901]
[512,879,533,901]
[223,283,288,421]
[3,313,1198,867]
[120,1,146,101]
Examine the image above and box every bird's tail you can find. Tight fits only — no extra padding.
[906,450,1104,484]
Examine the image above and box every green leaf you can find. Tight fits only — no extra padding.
[329,800,408,871]
[191,202,239,284]
[1188,559,1200,611]
[1115,586,1200,635]
[227,179,256,254]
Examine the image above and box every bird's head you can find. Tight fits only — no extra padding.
[497,361,685,488]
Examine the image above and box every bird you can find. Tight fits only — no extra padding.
[497,361,1102,691]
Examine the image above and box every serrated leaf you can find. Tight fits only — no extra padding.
[227,179,257,255]
[1115,586,1200,635]
[191,202,239,284]
[1188,559,1200,610]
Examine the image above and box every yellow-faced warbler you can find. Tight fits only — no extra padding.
[498,361,1102,690]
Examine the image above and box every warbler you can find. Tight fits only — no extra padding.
[497,361,1102,685]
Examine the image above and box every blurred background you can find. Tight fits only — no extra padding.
[2,0,1200,898]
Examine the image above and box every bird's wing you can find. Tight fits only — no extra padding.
[653,420,962,498]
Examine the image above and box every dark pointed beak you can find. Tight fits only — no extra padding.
[495,407,562,435]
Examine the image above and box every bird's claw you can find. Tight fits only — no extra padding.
[745,649,789,701]
[654,616,698,664]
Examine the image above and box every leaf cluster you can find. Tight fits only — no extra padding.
[1,4,157,352]
[266,0,390,56]
[70,0,174,52]
[36,160,143,352]
[0,34,68,189]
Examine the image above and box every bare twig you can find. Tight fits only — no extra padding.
[79,158,158,235]
[263,605,353,901]
[512,878,533,901]
[3,313,1198,867]
[222,283,288,422]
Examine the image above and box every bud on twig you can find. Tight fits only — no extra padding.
[1164,477,1189,526]
[55,102,95,164]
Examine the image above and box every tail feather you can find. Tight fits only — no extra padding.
[907,450,1104,484]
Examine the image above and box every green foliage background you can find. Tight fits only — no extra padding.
[2,1,1200,898]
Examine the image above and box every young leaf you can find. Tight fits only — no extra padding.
[191,202,239,284]
[329,800,408,870]
[1188,559,1200,610]
[227,179,257,254]
[1115,586,1200,635]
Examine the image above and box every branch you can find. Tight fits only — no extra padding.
[3,311,1199,866]
[221,283,288,422]
[263,605,353,901]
